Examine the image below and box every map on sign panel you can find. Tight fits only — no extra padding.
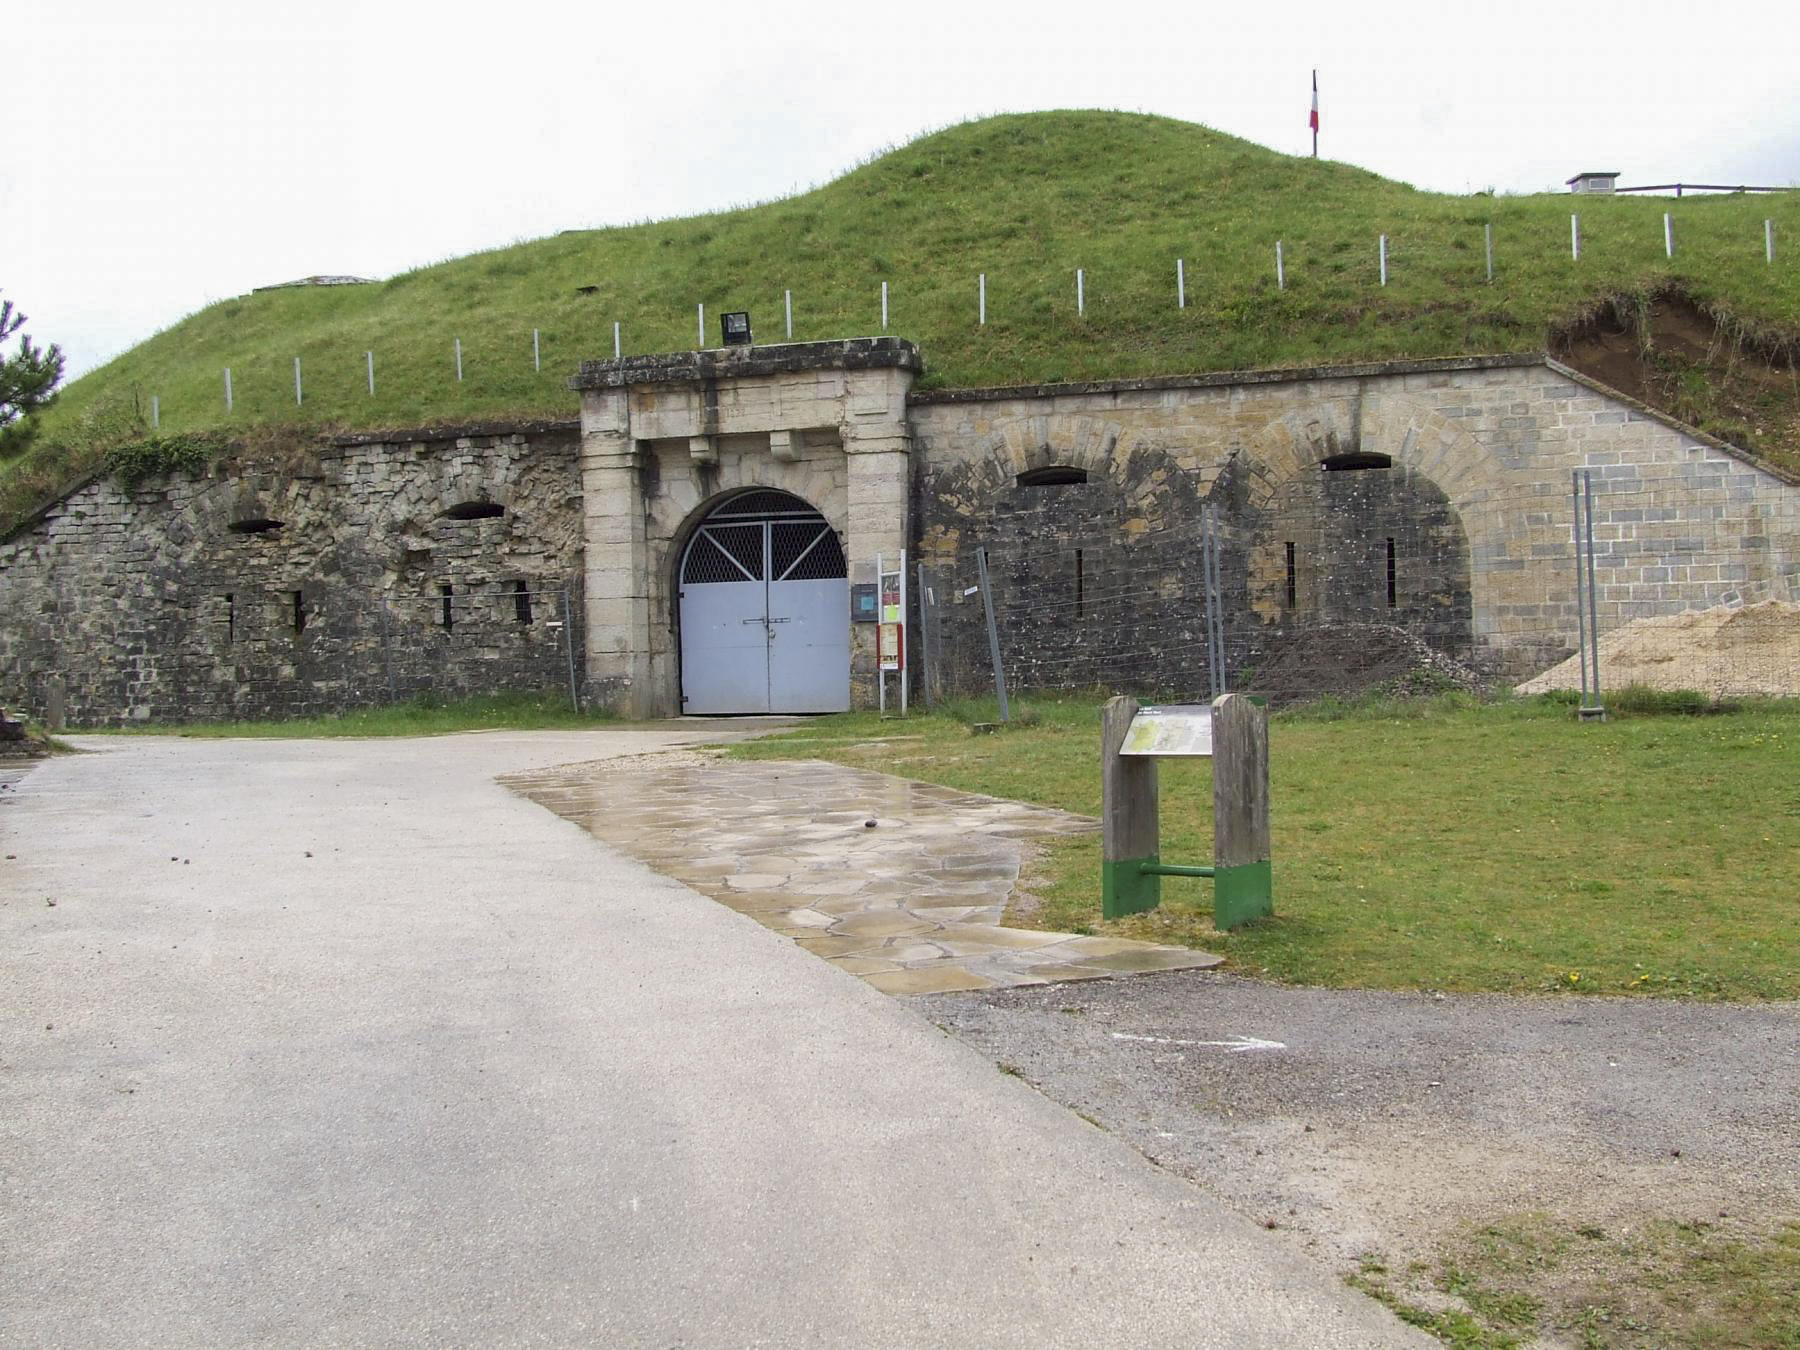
[1120,705,1213,757]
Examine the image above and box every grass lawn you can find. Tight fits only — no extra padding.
[1353,1214,1800,1349]
[727,691,1800,1000]
[71,689,621,739]
[9,110,1800,528]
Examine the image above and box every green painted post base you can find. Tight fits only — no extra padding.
[1102,855,1161,918]
[1214,860,1273,931]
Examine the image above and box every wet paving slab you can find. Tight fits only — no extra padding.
[502,752,1221,995]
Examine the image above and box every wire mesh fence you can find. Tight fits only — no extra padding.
[911,493,1798,713]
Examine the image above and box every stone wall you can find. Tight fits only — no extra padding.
[2,350,1793,724]
[911,356,1798,688]
[0,425,585,726]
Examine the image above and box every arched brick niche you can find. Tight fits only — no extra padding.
[1216,398,1478,659]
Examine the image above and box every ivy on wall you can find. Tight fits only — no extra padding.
[103,433,229,487]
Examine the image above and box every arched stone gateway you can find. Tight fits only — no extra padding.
[677,489,850,714]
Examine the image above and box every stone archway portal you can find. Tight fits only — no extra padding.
[678,490,851,715]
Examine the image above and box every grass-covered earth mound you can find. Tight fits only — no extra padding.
[6,110,1799,530]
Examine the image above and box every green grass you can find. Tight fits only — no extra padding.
[727,691,1800,999]
[7,109,1799,527]
[1355,1215,1800,1348]
[75,690,620,739]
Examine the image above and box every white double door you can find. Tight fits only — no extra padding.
[679,516,850,715]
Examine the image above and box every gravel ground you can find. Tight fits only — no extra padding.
[918,971,1800,1273]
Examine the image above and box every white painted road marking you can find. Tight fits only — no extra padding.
[1113,1032,1287,1053]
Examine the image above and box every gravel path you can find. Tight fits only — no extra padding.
[919,970,1800,1271]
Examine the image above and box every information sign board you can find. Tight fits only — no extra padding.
[878,622,904,671]
[1120,704,1213,757]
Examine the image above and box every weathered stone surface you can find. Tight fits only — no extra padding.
[3,349,1794,724]
[0,428,584,725]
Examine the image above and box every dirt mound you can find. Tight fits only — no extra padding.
[1554,289,1800,480]
[1516,599,1800,698]
[1243,624,1486,707]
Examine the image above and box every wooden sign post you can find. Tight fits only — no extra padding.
[1100,692,1272,930]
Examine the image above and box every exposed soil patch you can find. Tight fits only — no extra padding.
[1243,622,1488,707]
[1555,290,1800,479]
[1517,599,1800,698]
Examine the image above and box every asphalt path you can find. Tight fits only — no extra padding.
[0,732,1422,1348]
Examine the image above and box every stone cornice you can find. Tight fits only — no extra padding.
[572,337,924,390]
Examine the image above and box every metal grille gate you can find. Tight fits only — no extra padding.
[678,490,850,714]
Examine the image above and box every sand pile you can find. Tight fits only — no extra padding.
[1516,600,1800,698]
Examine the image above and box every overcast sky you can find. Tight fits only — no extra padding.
[11,0,1799,380]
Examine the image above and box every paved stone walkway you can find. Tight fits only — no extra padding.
[504,752,1221,994]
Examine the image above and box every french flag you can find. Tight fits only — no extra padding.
[1310,70,1319,135]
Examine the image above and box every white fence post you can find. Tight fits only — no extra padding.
[613,321,621,360]
[1485,223,1494,282]
[978,273,986,325]
[1379,234,1388,286]
[151,395,159,430]
[1276,241,1285,290]
[697,303,705,348]
[223,367,233,413]
[1176,258,1185,309]
[1664,212,1674,258]
[881,280,888,331]
[1571,214,1581,261]
[455,337,463,382]
[1767,219,1776,264]
[785,288,793,339]
[366,350,374,395]
[1076,268,1085,315]
[533,328,540,372]
[294,357,303,406]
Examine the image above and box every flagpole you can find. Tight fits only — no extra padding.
[1311,69,1319,158]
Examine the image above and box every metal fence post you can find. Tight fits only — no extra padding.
[975,547,1010,723]
[561,587,581,711]
[1203,504,1227,697]
[1582,471,1606,719]
[1571,471,1590,710]
[915,560,935,710]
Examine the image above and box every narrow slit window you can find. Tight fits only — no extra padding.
[1284,543,1296,609]
[222,593,235,642]
[440,584,455,632]
[1321,452,1393,472]
[513,580,532,624]
[1016,466,1088,487]
[1386,538,1397,608]
[1074,548,1084,618]
[291,590,306,635]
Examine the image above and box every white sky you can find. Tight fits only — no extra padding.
[11,0,1799,379]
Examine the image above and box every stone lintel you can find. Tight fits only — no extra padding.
[571,337,924,391]
[688,435,718,465]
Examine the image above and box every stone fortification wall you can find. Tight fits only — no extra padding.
[2,349,1793,724]
[910,357,1797,690]
[0,425,584,726]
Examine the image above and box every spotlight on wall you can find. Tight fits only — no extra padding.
[721,311,752,346]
